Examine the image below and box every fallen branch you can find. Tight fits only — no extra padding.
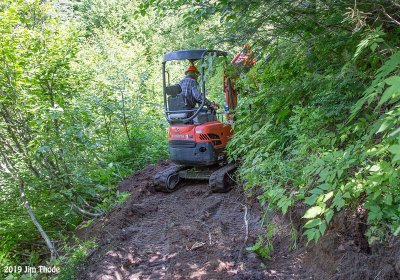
[71,202,104,217]
[381,5,400,26]
[19,181,58,261]
[237,204,250,262]
[191,241,205,250]
[1,154,58,261]
[60,192,104,217]
[75,191,103,211]
[244,205,249,243]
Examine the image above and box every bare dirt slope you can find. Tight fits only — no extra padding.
[76,162,400,280]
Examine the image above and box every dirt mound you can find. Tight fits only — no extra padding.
[300,209,400,280]
[118,161,171,193]
[75,162,400,279]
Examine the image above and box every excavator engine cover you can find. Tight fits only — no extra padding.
[168,121,231,166]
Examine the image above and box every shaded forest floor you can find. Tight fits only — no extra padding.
[75,162,400,279]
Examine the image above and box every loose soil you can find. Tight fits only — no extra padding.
[75,161,400,280]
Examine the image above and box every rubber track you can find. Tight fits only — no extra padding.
[154,165,186,192]
[209,162,237,193]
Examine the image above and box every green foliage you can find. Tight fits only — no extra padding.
[217,0,400,245]
[298,50,400,243]
[2,0,227,271]
[52,239,97,280]
[247,225,276,260]
[0,0,84,267]
[1,0,399,273]
[0,0,169,271]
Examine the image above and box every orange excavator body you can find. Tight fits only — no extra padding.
[154,48,254,192]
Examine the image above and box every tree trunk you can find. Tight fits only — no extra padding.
[19,181,58,261]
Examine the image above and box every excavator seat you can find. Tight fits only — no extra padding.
[166,84,216,124]
[166,84,189,119]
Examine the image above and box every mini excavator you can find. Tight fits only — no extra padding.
[154,48,254,192]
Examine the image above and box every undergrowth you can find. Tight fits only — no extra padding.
[228,27,400,251]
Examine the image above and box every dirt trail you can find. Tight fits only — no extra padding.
[76,162,400,280]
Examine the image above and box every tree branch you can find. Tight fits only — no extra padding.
[381,5,400,25]
[19,181,58,261]
[71,202,104,217]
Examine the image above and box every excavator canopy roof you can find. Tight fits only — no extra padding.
[163,49,227,62]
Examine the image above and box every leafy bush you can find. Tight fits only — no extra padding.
[0,0,168,269]
[229,26,400,245]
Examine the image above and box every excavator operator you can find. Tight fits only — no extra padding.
[179,65,219,110]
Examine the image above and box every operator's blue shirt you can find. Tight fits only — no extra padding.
[179,75,201,108]
[179,75,211,108]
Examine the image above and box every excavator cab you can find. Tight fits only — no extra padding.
[155,49,237,192]
[162,50,228,124]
